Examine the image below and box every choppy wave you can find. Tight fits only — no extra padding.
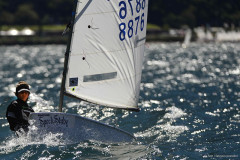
[0,43,240,159]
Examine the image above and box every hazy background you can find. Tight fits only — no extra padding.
[1,0,240,29]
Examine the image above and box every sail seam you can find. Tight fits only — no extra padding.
[68,71,142,86]
[70,43,145,56]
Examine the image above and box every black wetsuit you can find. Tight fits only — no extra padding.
[6,99,34,132]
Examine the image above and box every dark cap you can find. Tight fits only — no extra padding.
[16,81,30,94]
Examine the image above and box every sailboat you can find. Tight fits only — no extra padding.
[182,29,192,48]
[29,0,149,143]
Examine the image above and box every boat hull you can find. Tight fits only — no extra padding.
[29,112,135,143]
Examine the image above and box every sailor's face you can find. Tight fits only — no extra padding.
[18,91,29,102]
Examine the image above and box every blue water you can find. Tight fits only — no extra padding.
[0,43,240,159]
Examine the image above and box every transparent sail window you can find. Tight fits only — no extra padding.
[83,72,117,82]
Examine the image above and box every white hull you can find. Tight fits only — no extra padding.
[29,112,135,143]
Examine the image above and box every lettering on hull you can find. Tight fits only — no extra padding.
[37,114,69,127]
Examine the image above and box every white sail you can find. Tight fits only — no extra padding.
[65,0,149,110]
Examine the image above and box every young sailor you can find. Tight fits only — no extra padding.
[6,81,34,133]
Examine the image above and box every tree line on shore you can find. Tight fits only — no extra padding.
[1,0,240,29]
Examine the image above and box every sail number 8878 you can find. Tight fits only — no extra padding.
[118,0,146,41]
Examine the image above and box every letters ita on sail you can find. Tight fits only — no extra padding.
[64,0,149,111]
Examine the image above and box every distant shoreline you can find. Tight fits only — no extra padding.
[0,34,186,46]
[1,25,240,45]
[0,28,190,45]
[0,35,68,45]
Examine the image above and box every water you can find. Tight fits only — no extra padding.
[0,43,240,159]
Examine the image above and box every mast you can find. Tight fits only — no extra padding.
[59,0,78,112]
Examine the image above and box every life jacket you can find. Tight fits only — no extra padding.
[6,99,34,131]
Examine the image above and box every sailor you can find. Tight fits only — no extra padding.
[6,81,34,134]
